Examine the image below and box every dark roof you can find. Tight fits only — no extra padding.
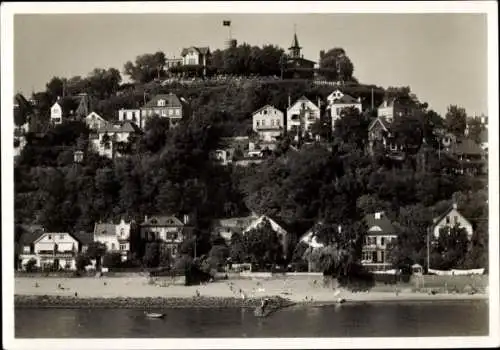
[94,223,116,236]
[143,93,182,109]
[363,213,396,236]
[331,94,360,104]
[432,204,472,229]
[142,215,184,227]
[451,137,484,156]
[95,121,140,134]
[181,46,210,57]
[289,33,301,50]
[287,57,316,65]
[368,116,390,132]
[73,231,93,245]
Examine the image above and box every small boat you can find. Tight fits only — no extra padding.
[144,311,165,319]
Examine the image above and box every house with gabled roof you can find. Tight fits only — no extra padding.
[286,96,320,140]
[139,214,194,257]
[50,100,63,125]
[18,229,91,271]
[89,121,141,159]
[326,89,363,129]
[181,46,211,66]
[212,213,259,243]
[252,105,284,142]
[362,211,398,272]
[85,111,109,131]
[432,203,473,240]
[443,137,487,175]
[139,93,186,128]
[93,218,133,261]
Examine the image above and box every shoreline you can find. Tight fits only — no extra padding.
[14,293,487,309]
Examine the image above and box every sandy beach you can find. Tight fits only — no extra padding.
[14,276,487,306]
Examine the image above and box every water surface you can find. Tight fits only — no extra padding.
[15,300,488,338]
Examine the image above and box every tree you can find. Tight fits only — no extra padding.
[45,76,66,100]
[86,242,107,269]
[333,106,371,149]
[140,115,170,153]
[242,218,284,268]
[102,252,123,268]
[319,48,354,81]
[229,232,246,263]
[431,224,469,270]
[445,105,467,137]
[143,241,161,268]
[466,118,485,144]
[25,258,37,272]
[124,52,166,83]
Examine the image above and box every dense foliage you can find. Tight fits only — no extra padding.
[14,45,488,274]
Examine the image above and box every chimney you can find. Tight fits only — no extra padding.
[144,215,148,223]
[357,97,361,103]
[452,203,457,210]
[317,97,321,109]
[183,214,189,225]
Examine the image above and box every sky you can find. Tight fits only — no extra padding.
[14,12,488,117]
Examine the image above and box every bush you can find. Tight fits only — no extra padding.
[25,258,37,272]
[102,252,123,268]
[76,254,91,271]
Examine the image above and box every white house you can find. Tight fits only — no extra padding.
[243,215,289,258]
[18,231,91,271]
[93,218,132,261]
[286,96,320,139]
[362,212,398,272]
[432,203,473,240]
[252,105,284,142]
[118,108,142,128]
[85,112,109,130]
[50,101,63,125]
[326,89,362,130]
[181,46,210,66]
[89,122,140,159]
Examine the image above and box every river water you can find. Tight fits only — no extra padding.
[15,300,488,338]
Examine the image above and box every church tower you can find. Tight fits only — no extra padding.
[288,25,302,59]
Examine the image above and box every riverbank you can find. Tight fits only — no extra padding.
[14,275,487,308]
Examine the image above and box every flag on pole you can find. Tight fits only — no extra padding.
[223,20,231,26]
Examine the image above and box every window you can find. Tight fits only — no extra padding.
[131,112,135,120]
[380,251,385,263]
[263,110,268,115]
[111,243,116,250]
[168,109,173,116]
[446,216,450,224]
[175,109,180,116]
[380,237,385,246]
[104,142,110,150]
[120,228,125,237]
[372,251,378,263]
[48,234,52,240]
[158,99,166,107]
[119,244,127,251]
[256,121,260,127]
[161,110,167,117]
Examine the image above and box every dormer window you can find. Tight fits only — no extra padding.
[151,219,158,225]
[158,99,166,107]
